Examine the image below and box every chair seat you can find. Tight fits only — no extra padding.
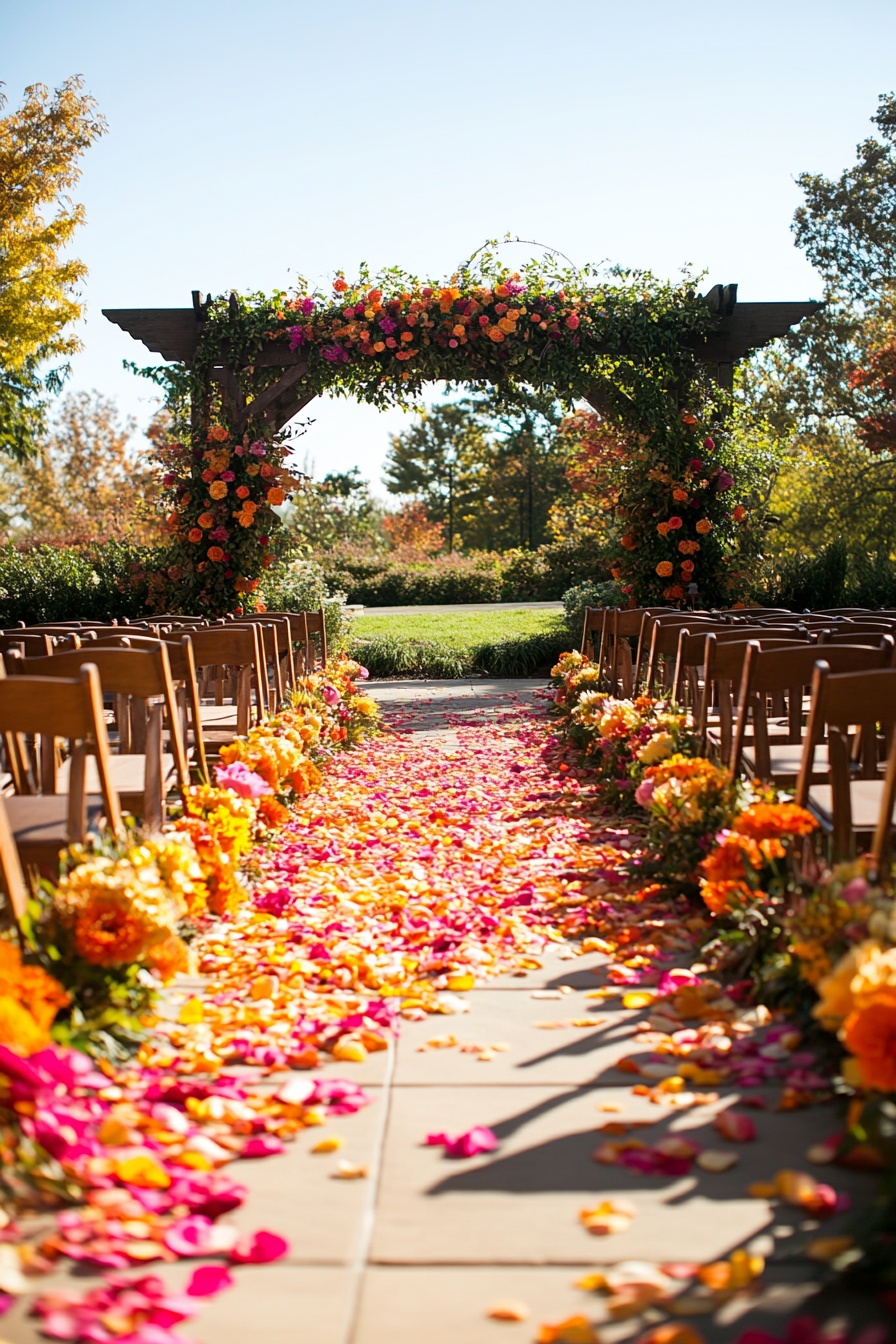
[807,780,885,832]
[741,743,829,781]
[5,793,108,874]
[58,753,176,807]
[199,703,241,728]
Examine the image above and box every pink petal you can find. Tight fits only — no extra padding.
[443,1126,498,1158]
[186,1265,235,1298]
[240,1135,285,1159]
[163,1216,239,1258]
[229,1230,289,1265]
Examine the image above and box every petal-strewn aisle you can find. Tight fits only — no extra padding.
[2,681,883,1344]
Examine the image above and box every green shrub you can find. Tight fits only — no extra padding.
[263,553,353,650]
[473,629,569,677]
[0,542,154,626]
[344,556,503,606]
[562,579,625,638]
[351,635,473,678]
[755,540,896,611]
[499,548,555,600]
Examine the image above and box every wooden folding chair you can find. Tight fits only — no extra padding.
[795,663,896,861]
[0,664,124,876]
[0,792,30,927]
[10,644,190,830]
[643,616,735,696]
[731,642,894,787]
[226,620,284,712]
[164,625,266,749]
[698,634,812,762]
[673,628,810,716]
[298,608,328,671]
[91,632,208,781]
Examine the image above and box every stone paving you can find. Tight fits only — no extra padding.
[2,681,884,1344]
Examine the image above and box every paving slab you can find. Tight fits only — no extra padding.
[0,1264,354,1344]
[394,989,639,1087]
[220,1085,386,1264]
[370,1083,777,1265]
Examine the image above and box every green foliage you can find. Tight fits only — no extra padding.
[352,635,473,679]
[561,580,625,636]
[756,538,896,610]
[0,541,152,625]
[384,388,568,552]
[283,467,383,551]
[340,555,504,606]
[351,629,568,680]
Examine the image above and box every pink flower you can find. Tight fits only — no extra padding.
[565,313,580,329]
[689,458,703,473]
[635,779,655,808]
[288,325,305,351]
[220,470,235,482]
[214,761,273,799]
[229,1230,289,1264]
[249,441,267,456]
[703,437,715,450]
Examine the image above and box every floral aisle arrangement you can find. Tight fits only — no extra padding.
[3,656,381,1061]
[549,651,700,811]
[0,655,384,1332]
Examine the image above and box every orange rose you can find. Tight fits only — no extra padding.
[681,559,695,575]
[733,505,747,522]
[237,512,254,528]
[188,528,203,544]
[207,546,225,562]
[333,277,348,292]
[656,561,674,577]
[696,519,712,535]
[843,991,896,1092]
[663,584,686,600]
[197,512,215,529]
[673,489,688,502]
[246,464,261,476]
[620,533,637,551]
[207,425,230,442]
[679,539,700,555]
[657,522,670,538]
[209,481,228,500]
[487,327,505,342]
[266,487,286,506]
[236,486,250,500]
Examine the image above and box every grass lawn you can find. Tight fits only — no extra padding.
[351,607,567,648]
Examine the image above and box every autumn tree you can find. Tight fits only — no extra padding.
[381,501,445,558]
[0,391,165,543]
[742,92,896,555]
[0,76,106,458]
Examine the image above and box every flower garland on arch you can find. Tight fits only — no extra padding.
[148,254,759,613]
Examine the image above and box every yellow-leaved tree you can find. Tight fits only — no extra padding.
[0,76,106,458]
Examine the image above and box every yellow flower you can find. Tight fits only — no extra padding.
[637,731,673,764]
[813,941,896,1029]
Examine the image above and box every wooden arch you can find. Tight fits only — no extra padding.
[104,284,822,433]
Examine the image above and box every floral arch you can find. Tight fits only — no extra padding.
[106,257,819,614]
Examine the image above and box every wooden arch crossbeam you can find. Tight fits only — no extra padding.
[103,284,823,434]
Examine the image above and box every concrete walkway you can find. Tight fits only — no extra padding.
[2,682,880,1344]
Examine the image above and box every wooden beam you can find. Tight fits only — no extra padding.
[231,359,309,435]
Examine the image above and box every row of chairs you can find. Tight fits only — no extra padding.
[580,604,896,870]
[0,609,329,926]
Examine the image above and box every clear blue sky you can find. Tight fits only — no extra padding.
[5,0,896,489]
